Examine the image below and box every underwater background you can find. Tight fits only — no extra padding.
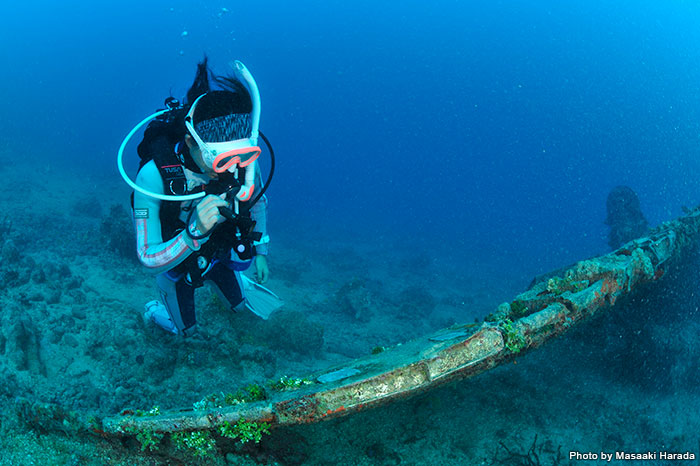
[1,0,700,465]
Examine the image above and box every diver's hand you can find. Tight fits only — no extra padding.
[255,254,269,284]
[194,194,228,234]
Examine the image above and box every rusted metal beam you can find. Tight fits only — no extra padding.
[94,207,700,436]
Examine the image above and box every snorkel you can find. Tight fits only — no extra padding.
[232,60,261,202]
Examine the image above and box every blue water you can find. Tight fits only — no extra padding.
[4,1,700,286]
[3,0,700,277]
[2,1,700,463]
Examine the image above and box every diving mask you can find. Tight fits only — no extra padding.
[184,100,261,174]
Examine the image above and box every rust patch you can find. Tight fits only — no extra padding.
[324,406,346,416]
[275,395,323,425]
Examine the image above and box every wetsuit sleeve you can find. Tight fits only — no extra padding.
[133,161,204,274]
[250,165,269,256]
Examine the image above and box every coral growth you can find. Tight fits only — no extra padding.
[335,278,374,322]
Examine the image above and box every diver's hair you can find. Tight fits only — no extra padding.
[184,56,253,141]
[194,88,253,121]
[185,56,253,112]
[214,75,250,98]
[186,56,212,105]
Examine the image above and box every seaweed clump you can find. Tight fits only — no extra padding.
[509,300,530,318]
[499,319,527,354]
[219,418,271,444]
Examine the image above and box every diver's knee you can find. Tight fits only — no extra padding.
[143,300,180,335]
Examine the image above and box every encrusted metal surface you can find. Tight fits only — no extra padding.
[93,207,700,435]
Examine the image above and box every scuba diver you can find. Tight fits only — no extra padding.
[118,57,282,336]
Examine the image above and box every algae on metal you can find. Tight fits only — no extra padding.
[27,207,700,443]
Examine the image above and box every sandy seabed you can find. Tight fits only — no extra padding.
[0,153,698,465]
